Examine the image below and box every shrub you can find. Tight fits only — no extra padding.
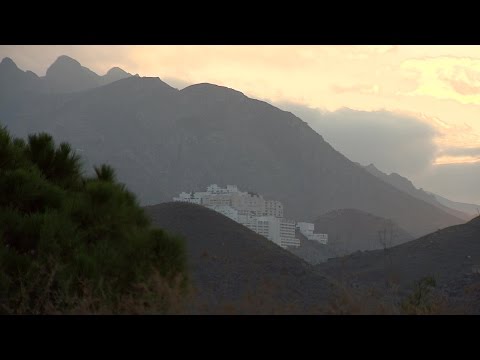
[0,126,187,314]
[400,276,440,315]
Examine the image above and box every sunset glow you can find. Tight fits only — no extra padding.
[2,45,480,167]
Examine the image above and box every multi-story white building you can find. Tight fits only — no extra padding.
[173,184,301,249]
[242,216,299,249]
[202,194,233,207]
[264,200,284,218]
[296,222,328,244]
[279,218,299,248]
[231,192,265,216]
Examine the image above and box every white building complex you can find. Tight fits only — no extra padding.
[296,222,328,244]
[173,184,299,249]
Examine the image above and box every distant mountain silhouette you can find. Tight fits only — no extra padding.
[0,55,132,96]
[0,56,465,238]
[362,163,472,221]
[0,57,42,98]
[429,192,480,218]
[145,202,332,313]
[314,208,413,255]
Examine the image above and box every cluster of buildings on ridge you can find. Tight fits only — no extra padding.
[173,184,328,249]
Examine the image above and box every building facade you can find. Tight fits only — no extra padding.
[296,222,328,245]
[173,184,300,249]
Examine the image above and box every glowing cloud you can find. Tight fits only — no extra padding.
[400,57,480,105]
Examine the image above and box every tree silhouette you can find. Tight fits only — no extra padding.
[0,126,187,314]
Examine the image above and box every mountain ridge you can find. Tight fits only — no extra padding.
[362,162,472,221]
[0,56,465,238]
[0,55,133,95]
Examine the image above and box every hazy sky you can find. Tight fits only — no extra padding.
[1,45,479,203]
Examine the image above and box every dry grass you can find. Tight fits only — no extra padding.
[2,269,190,315]
[3,264,477,315]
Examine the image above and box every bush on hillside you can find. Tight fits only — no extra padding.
[0,126,187,314]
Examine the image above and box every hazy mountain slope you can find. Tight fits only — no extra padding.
[363,163,471,221]
[0,58,464,238]
[430,192,480,218]
[314,209,413,254]
[145,202,332,313]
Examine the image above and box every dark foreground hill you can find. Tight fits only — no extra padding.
[145,202,333,313]
[0,56,464,238]
[317,216,480,313]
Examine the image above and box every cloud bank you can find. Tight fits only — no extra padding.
[278,102,439,178]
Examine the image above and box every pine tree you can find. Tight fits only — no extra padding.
[0,126,187,314]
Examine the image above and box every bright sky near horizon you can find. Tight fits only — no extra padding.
[1,45,479,203]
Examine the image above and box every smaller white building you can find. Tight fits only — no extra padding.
[296,222,328,244]
[296,222,315,237]
[308,233,328,245]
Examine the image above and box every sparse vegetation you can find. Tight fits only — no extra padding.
[0,126,187,314]
[400,276,442,315]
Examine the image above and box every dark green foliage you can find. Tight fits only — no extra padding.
[25,133,83,189]
[94,164,116,183]
[0,126,187,314]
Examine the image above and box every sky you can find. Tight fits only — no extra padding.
[1,45,479,204]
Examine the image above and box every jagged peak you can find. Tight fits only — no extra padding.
[51,55,81,67]
[105,66,129,77]
[0,57,18,69]
[45,55,96,78]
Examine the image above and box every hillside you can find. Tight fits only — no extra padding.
[0,56,465,238]
[317,216,480,312]
[144,202,332,313]
[314,209,413,254]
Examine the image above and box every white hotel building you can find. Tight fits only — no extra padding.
[173,184,299,249]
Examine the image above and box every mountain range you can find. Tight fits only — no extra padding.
[362,163,474,221]
[429,192,480,218]
[0,56,467,238]
[0,55,131,98]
